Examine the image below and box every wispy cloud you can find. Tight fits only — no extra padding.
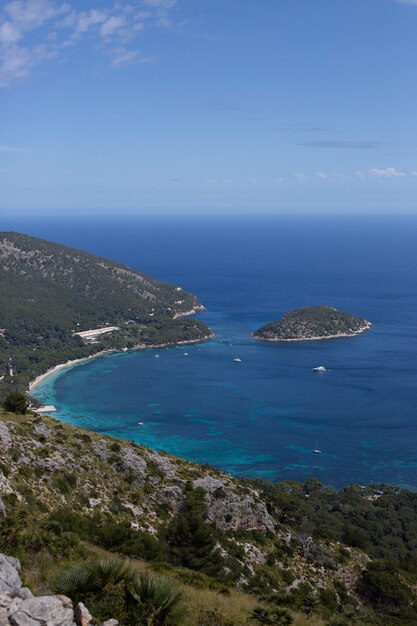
[0,143,32,153]
[395,0,417,6]
[0,0,178,87]
[272,125,333,132]
[300,140,379,149]
[366,167,406,178]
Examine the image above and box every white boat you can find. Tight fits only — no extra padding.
[233,357,242,363]
[138,421,144,426]
[313,365,327,372]
[184,352,189,356]
[313,441,322,454]
[155,354,160,358]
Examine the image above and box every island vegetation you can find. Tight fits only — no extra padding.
[0,232,211,397]
[253,306,371,342]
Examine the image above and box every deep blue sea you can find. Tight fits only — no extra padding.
[5,215,417,488]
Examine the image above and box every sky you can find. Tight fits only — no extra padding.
[1,0,417,215]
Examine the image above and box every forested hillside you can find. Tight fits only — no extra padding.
[0,232,211,394]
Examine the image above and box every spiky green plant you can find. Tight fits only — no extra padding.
[251,606,293,625]
[51,559,134,602]
[51,559,184,625]
[130,571,185,626]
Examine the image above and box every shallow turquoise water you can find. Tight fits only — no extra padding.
[23,215,417,487]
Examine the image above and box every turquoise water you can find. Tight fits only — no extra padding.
[16,215,417,488]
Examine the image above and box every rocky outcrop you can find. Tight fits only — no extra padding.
[194,476,275,533]
[0,554,118,626]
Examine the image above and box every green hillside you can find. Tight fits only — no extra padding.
[0,232,211,394]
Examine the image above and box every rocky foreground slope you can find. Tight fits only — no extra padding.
[3,409,417,624]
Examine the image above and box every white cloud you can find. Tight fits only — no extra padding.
[0,143,31,153]
[316,171,327,179]
[395,0,417,6]
[4,0,69,30]
[0,21,21,45]
[0,0,178,87]
[74,9,107,35]
[110,48,151,68]
[368,167,405,178]
[100,15,126,38]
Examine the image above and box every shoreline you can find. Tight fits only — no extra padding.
[252,321,372,343]
[28,333,214,394]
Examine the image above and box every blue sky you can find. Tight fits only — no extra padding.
[1,0,417,215]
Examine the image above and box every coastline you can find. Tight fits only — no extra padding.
[28,333,214,395]
[253,321,372,343]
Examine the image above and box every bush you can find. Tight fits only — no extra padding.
[3,391,28,414]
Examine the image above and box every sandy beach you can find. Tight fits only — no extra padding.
[28,333,214,394]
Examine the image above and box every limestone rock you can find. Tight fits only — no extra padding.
[32,423,52,439]
[207,494,274,533]
[0,554,22,594]
[0,497,6,516]
[122,448,147,479]
[74,602,92,626]
[193,475,226,493]
[147,452,178,479]
[10,596,75,626]
[0,422,11,448]
[154,485,184,513]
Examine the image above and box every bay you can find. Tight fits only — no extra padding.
[7,214,417,488]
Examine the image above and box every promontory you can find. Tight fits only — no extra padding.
[0,232,211,395]
[253,305,371,342]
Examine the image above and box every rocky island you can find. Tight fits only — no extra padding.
[253,305,371,342]
[0,232,212,396]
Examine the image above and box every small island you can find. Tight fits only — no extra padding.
[253,305,371,342]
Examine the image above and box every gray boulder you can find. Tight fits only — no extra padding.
[0,555,22,595]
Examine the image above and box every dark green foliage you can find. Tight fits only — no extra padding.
[3,391,28,414]
[357,562,412,614]
[49,508,164,561]
[164,486,223,577]
[254,305,369,341]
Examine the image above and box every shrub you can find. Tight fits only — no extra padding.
[3,391,28,414]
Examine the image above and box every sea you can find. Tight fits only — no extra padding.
[4,214,417,489]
